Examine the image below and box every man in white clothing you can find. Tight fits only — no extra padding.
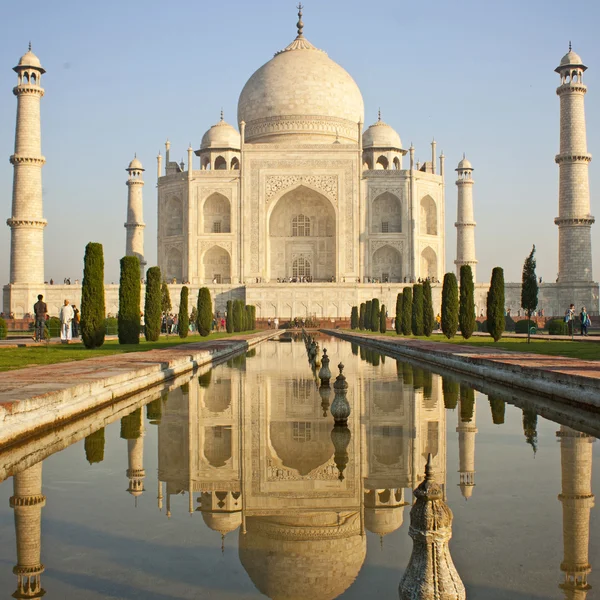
[60,299,74,343]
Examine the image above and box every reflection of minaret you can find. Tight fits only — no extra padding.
[127,425,146,501]
[557,426,595,599]
[10,462,46,599]
[456,391,477,499]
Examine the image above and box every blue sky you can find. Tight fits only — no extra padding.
[0,0,598,284]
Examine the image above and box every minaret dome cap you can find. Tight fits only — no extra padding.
[456,156,472,170]
[127,156,144,171]
[14,48,45,74]
[556,48,587,72]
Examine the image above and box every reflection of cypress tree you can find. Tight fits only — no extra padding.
[85,428,105,464]
[351,343,359,356]
[161,392,169,404]
[402,363,413,385]
[396,359,402,379]
[120,408,142,440]
[380,354,386,365]
[146,398,162,424]
[226,353,246,370]
[459,385,475,422]
[246,348,257,358]
[413,367,425,390]
[198,370,212,388]
[372,352,380,366]
[180,383,189,394]
[442,377,459,409]
[423,370,433,399]
[360,346,366,361]
[522,408,538,454]
[489,396,506,425]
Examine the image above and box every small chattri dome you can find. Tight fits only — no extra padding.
[362,115,402,150]
[201,115,241,151]
[14,46,45,74]
[560,49,583,66]
[364,506,404,535]
[127,156,144,171]
[457,156,472,170]
[201,511,242,534]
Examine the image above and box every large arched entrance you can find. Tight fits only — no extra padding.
[268,185,336,281]
[371,245,402,282]
[202,245,231,284]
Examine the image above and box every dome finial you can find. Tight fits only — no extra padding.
[296,3,304,37]
[378,108,381,122]
[28,41,32,52]
[220,108,224,122]
[569,40,572,51]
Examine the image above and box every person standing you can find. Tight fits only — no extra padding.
[72,305,80,338]
[274,317,279,330]
[565,304,576,336]
[580,306,591,336]
[33,294,47,342]
[59,299,74,343]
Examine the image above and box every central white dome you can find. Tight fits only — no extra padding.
[238,34,364,144]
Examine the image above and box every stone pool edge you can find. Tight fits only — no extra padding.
[323,330,600,410]
[0,330,279,449]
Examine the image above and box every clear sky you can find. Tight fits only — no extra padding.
[0,0,598,285]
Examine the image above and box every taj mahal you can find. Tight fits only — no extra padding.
[2,7,598,318]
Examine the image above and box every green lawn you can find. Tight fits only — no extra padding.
[339,329,600,361]
[0,331,256,372]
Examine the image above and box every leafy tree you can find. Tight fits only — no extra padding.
[118,256,141,345]
[144,267,162,341]
[370,298,380,332]
[350,306,359,329]
[522,408,538,454]
[84,428,105,464]
[460,385,475,422]
[146,398,162,425]
[442,377,459,409]
[120,408,142,440]
[395,293,402,334]
[365,301,372,332]
[521,245,538,344]
[196,288,213,336]
[459,265,476,339]
[178,286,189,338]
[489,396,506,425]
[359,303,366,330]
[441,273,459,339]
[422,280,434,337]
[161,282,172,316]
[401,287,412,336]
[487,267,505,342]
[411,284,424,336]
[81,242,106,349]
[226,300,234,333]
[379,304,387,333]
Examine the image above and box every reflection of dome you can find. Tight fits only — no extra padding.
[365,506,404,535]
[269,421,333,476]
[362,119,402,149]
[240,513,366,600]
[238,32,364,144]
[459,483,474,499]
[201,116,241,150]
[201,511,242,534]
[15,48,45,72]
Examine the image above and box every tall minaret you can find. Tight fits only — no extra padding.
[555,46,595,284]
[125,156,146,278]
[455,155,477,282]
[7,46,47,286]
[10,462,46,599]
[456,391,477,499]
[557,426,595,599]
[126,425,146,502]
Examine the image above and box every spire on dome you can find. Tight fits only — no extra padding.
[220,108,224,122]
[378,108,381,122]
[569,40,572,51]
[28,41,32,51]
[296,3,304,37]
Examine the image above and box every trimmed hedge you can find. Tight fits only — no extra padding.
[350,306,359,330]
[371,298,380,332]
[161,282,172,315]
[178,286,189,338]
[144,267,162,341]
[0,317,6,340]
[487,267,505,341]
[422,280,434,337]
[118,256,141,345]
[401,288,412,336]
[359,303,366,330]
[441,273,458,339]
[197,287,212,336]
[459,265,476,339]
[548,319,568,335]
[81,242,106,349]
[395,293,402,334]
[515,319,535,334]
[379,304,387,333]
[226,300,234,333]
[411,284,424,336]
[365,301,372,332]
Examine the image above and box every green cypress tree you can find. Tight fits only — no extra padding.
[489,396,506,425]
[441,273,459,339]
[379,304,387,333]
[249,305,256,330]
[80,242,106,349]
[459,385,475,422]
[226,300,234,333]
[196,287,213,336]
[146,398,162,425]
[84,428,105,464]
[161,282,172,316]
[401,287,412,335]
[365,301,372,332]
[487,267,505,342]
[350,306,359,329]
[370,298,380,332]
[118,256,141,345]
[395,293,403,334]
[521,245,538,344]
[245,305,253,332]
[359,303,366,330]
[459,265,476,339]
[144,266,162,341]
[411,284,424,336]
[178,286,189,338]
[442,377,459,409]
[422,280,434,337]
[233,300,243,332]
[120,408,142,440]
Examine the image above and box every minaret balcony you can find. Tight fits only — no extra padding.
[555,153,592,164]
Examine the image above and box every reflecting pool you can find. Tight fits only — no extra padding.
[0,333,598,599]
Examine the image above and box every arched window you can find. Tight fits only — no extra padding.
[214,156,227,170]
[22,72,29,84]
[376,155,389,170]
[203,192,231,233]
[372,192,402,233]
[292,256,311,279]
[393,157,400,170]
[420,195,437,235]
[292,214,310,237]
[30,73,36,84]
[165,196,183,236]
[231,157,239,170]
[166,247,183,282]
[420,246,437,280]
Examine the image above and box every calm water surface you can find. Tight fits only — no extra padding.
[0,334,598,599]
